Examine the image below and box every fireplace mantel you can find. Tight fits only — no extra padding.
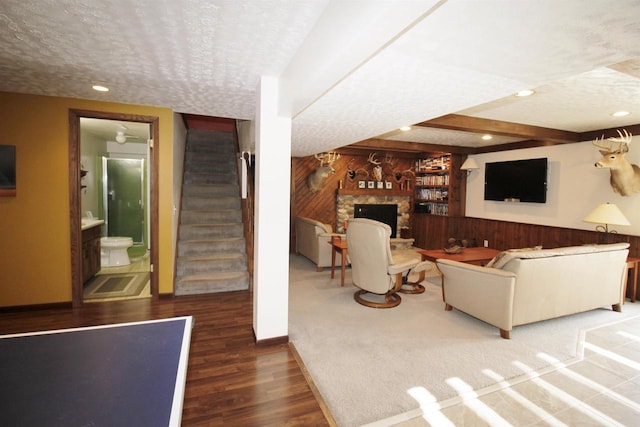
[337,188,412,197]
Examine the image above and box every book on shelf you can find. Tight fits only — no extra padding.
[415,155,451,172]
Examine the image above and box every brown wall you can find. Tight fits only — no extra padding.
[292,150,416,229]
[414,215,640,258]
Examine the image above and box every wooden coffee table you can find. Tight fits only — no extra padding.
[417,247,501,297]
[418,247,501,266]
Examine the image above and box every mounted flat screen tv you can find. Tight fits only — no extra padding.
[484,158,548,203]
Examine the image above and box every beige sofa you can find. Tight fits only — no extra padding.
[436,243,630,339]
[295,217,346,271]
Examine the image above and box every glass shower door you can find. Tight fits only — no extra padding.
[103,157,145,244]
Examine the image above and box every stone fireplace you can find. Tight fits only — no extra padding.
[336,191,411,235]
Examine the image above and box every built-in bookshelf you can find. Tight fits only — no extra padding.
[414,154,451,216]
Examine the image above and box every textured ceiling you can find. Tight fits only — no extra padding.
[1,0,640,156]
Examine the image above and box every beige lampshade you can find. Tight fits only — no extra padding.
[583,203,630,227]
[460,158,479,171]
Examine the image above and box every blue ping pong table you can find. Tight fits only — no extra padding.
[0,316,193,427]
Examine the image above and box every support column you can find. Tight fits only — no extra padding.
[253,76,291,342]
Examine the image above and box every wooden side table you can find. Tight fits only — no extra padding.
[329,236,349,287]
[626,257,640,303]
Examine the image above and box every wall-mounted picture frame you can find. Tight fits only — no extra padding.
[0,145,16,197]
[376,181,384,189]
[385,181,392,189]
[358,180,366,189]
[367,181,375,189]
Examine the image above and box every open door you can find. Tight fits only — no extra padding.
[69,110,160,307]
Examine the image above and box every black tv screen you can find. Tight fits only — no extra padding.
[484,158,547,203]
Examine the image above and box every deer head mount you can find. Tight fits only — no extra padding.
[593,129,640,196]
[307,152,341,193]
[346,159,369,181]
[368,152,383,181]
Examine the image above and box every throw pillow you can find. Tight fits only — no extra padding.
[486,246,543,269]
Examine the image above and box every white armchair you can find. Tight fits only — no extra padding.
[346,218,431,308]
[295,216,346,271]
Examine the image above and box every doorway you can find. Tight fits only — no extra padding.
[69,110,159,307]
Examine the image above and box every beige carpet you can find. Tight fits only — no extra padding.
[84,272,150,300]
[288,254,640,427]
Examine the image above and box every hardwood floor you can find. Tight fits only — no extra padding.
[0,291,331,426]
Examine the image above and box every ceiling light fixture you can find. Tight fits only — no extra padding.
[115,131,127,144]
[92,85,109,92]
[611,111,630,117]
[400,126,411,131]
[515,89,535,97]
[482,134,492,141]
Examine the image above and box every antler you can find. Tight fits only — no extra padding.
[608,129,632,153]
[367,152,381,165]
[593,129,633,153]
[314,152,341,166]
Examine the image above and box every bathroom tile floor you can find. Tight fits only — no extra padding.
[83,253,151,303]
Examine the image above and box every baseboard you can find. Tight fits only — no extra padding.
[252,329,289,347]
[0,301,72,313]
[158,292,174,299]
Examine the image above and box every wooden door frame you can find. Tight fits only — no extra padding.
[69,110,160,307]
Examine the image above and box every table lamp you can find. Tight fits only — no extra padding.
[583,202,630,242]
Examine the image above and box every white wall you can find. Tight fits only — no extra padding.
[80,129,107,219]
[465,137,640,237]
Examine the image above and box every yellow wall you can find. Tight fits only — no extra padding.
[0,92,175,307]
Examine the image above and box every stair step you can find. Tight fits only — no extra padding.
[184,172,238,185]
[187,129,234,144]
[175,271,250,295]
[185,159,237,173]
[182,196,241,210]
[185,150,236,163]
[177,253,247,275]
[180,209,242,224]
[178,237,246,256]
[179,223,243,239]
[183,184,239,197]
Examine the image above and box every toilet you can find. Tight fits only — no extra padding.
[101,237,133,267]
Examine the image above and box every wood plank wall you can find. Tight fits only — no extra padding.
[291,151,416,248]
[414,215,640,258]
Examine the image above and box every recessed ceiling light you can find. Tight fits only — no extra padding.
[92,85,109,92]
[399,126,411,131]
[611,110,630,117]
[482,134,493,140]
[515,89,535,97]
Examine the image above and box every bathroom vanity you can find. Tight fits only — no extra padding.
[81,219,104,284]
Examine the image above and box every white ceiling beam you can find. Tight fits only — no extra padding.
[278,0,446,118]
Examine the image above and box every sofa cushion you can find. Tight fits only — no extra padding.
[486,243,629,270]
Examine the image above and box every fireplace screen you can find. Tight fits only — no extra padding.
[354,204,398,237]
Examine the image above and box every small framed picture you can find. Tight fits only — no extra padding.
[358,180,366,189]
[385,181,392,189]
[376,181,384,189]
[367,181,375,189]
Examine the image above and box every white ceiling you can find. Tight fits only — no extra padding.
[1,0,640,156]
